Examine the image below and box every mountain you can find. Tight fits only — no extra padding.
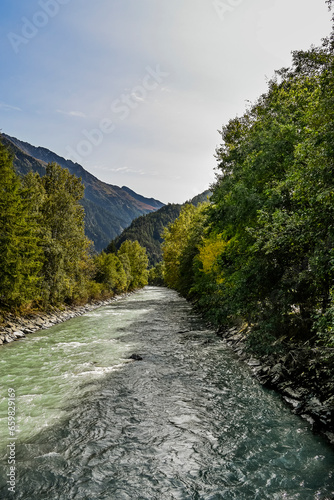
[1,133,164,251]
[121,186,163,209]
[107,190,211,266]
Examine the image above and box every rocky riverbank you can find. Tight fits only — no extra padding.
[2,290,333,448]
[0,293,134,346]
[219,326,334,447]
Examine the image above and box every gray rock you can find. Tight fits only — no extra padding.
[41,322,55,329]
[22,328,34,334]
[129,354,143,361]
[252,366,263,376]
[303,397,325,419]
[271,363,283,374]
[248,358,261,367]
[260,365,271,374]
[13,331,25,339]
[283,396,301,409]
[229,333,243,343]
[301,414,316,426]
[24,323,38,331]
[271,373,282,385]
[324,432,334,444]
[282,387,303,400]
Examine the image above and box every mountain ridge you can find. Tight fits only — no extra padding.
[107,190,212,266]
[1,133,164,251]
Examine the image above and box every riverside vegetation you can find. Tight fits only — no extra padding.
[106,190,211,267]
[154,24,334,441]
[0,140,149,322]
[2,5,334,444]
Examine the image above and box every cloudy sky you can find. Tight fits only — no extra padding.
[0,0,332,203]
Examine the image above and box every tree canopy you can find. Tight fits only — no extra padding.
[0,146,149,312]
[161,35,334,349]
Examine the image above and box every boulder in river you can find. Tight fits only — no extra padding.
[128,354,143,361]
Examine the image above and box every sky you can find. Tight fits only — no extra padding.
[0,0,332,204]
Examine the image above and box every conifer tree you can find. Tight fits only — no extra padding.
[0,141,42,307]
[40,163,91,304]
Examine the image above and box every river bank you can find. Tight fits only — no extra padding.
[0,292,134,346]
[1,286,333,499]
[218,326,334,447]
[1,287,333,449]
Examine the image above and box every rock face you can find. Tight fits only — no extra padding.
[219,327,334,446]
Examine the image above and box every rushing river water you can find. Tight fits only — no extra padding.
[0,286,334,499]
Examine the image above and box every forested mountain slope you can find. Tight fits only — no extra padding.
[107,190,211,266]
[1,133,164,251]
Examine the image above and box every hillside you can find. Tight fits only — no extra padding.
[1,133,164,251]
[107,190,211,266]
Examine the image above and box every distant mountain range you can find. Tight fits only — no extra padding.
[1,133,164,251]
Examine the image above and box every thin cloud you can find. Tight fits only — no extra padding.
[0,102,21,112]
[56,109,86,118]
[109,166,158,176]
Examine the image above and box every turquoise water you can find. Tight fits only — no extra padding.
[0,287,333,499]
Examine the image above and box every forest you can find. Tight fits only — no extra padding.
[106,190,211,268]
[160,31,334,354]
[0,141,149,313]
[2,12,334,360]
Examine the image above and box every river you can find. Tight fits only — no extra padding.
[0,286,333,499]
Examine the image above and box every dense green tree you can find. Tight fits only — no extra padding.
[107,204,182,266]
[162,203,208,295]
[107,193,211,267]
[161,36,334,349]
[0,144,150,312]
[148,262,165,286]
[39,163,92,304]
[0,143,42,307]
[118,252,132,290]
[94,252,127,294]
[118,240,149,289]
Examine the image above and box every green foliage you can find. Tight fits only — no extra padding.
[118,253,132,290]
[118,240,149,289]
[161,38,334,349]
[0,141,151,313]
[39,163,92,305]
[0,145,95,309]
[245,327,285,357]
[162,203,208,297]
[107,204,182,266]
[97,239,149,293]
[148,262,165,286]
[107,192,211,267]
[94,252,127,294]
[0,143,42,307]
